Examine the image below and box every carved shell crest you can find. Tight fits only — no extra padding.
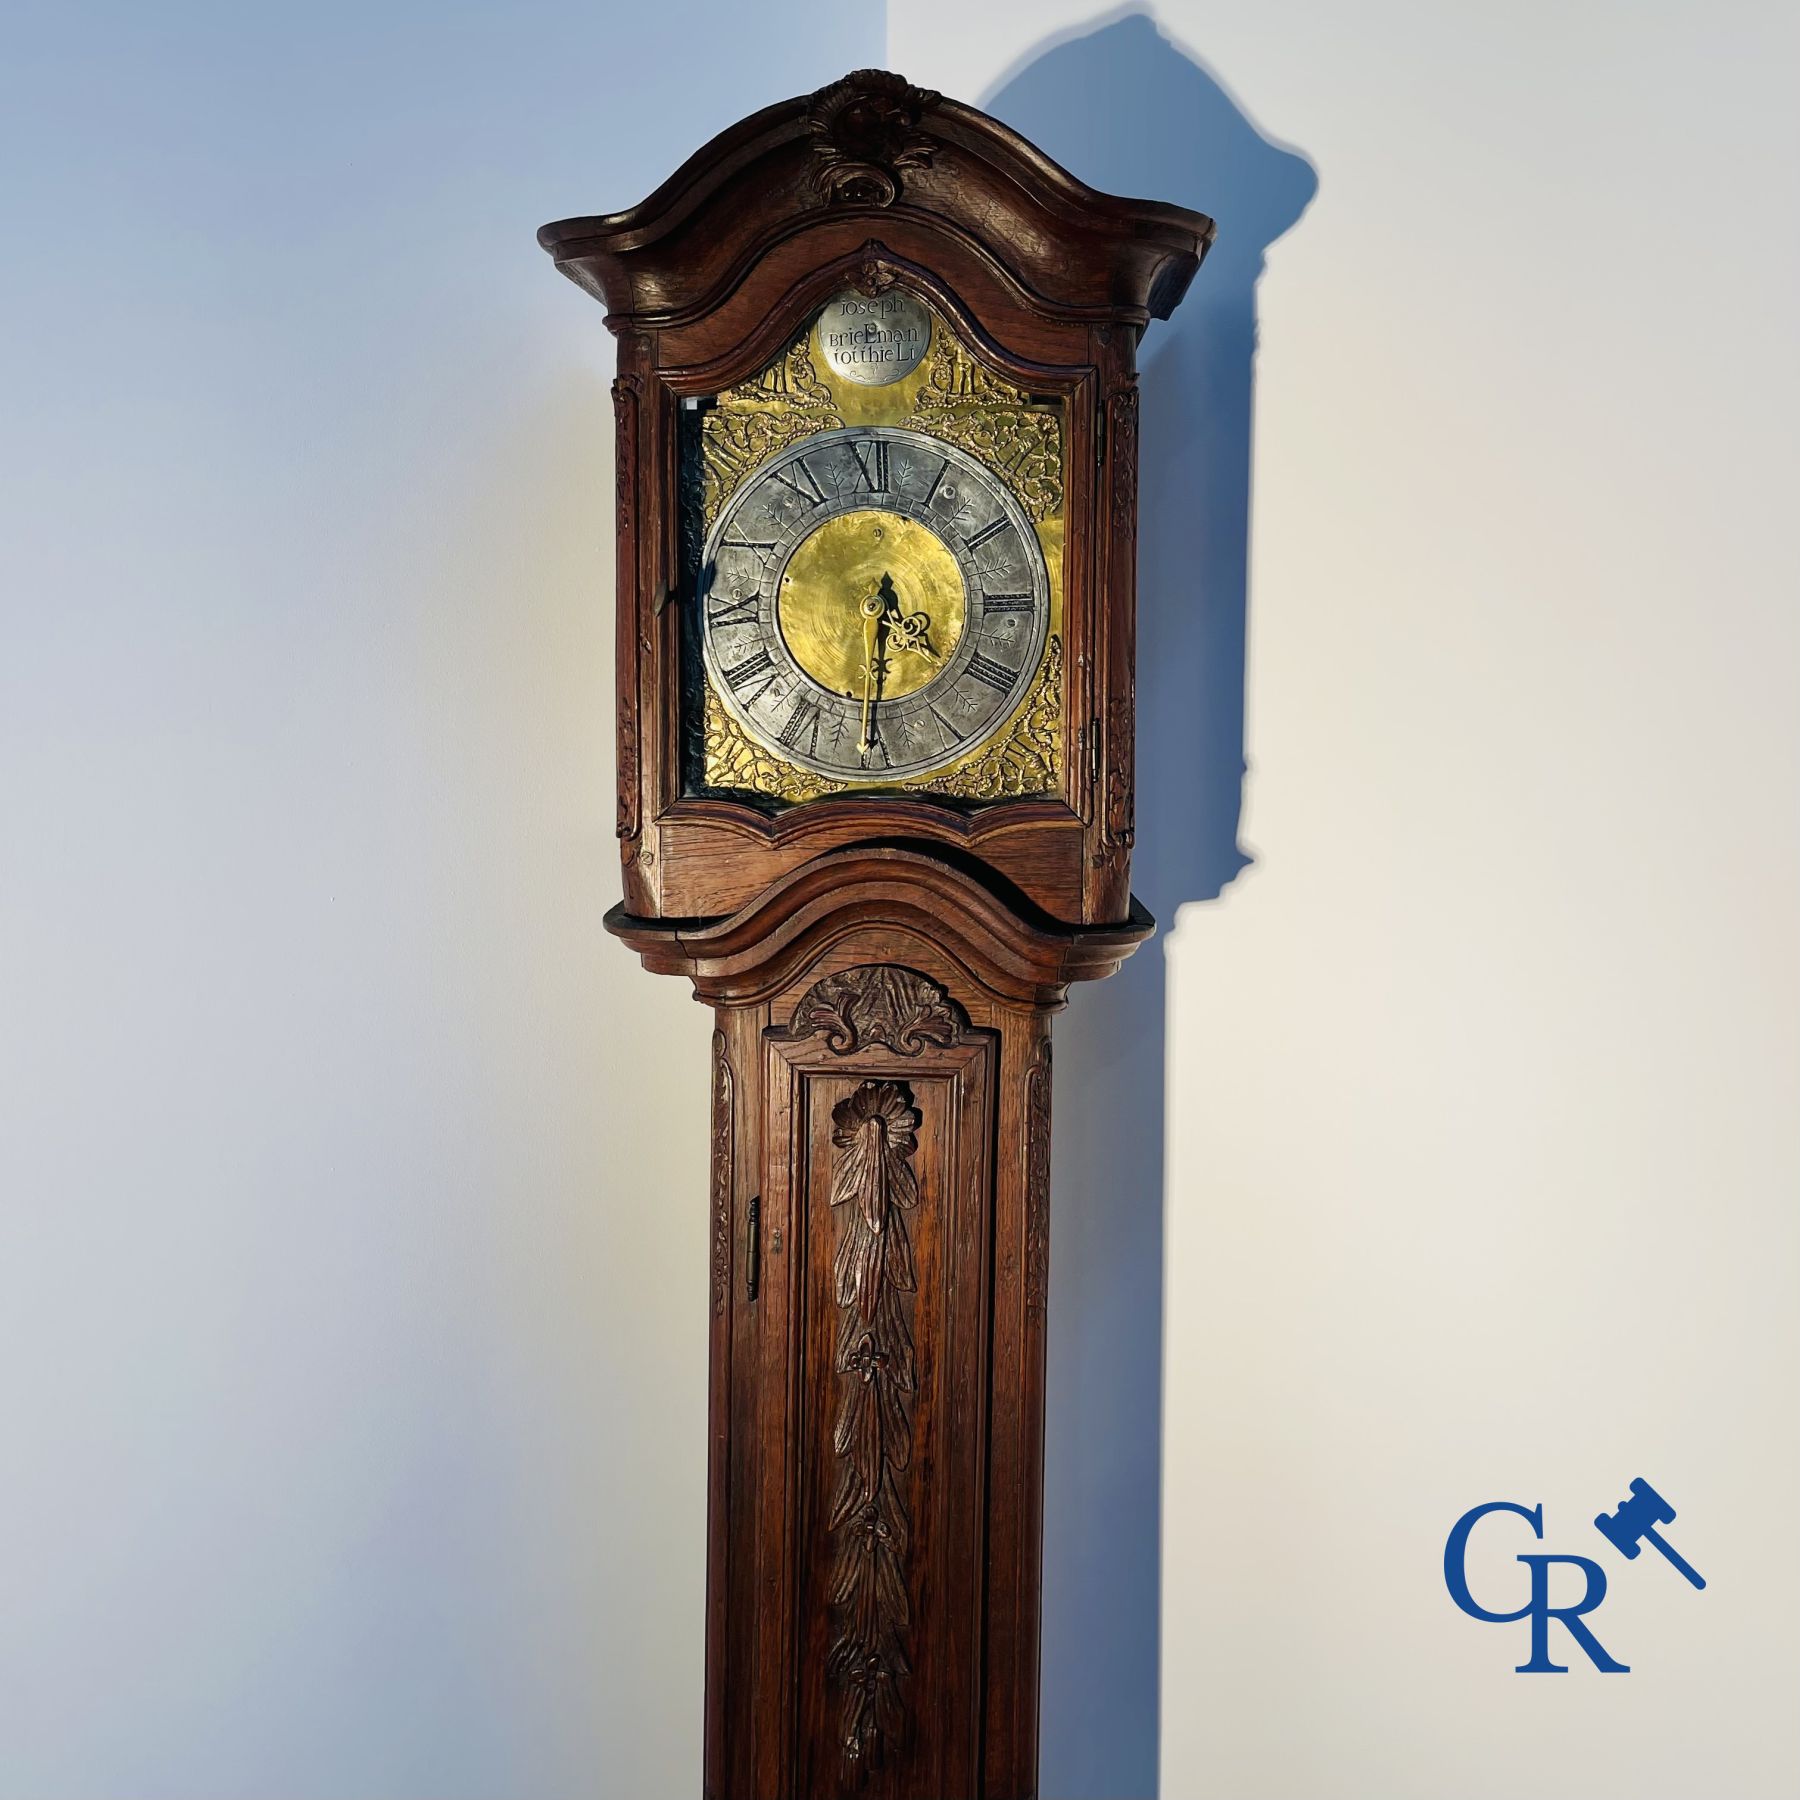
[789,965,965,1055]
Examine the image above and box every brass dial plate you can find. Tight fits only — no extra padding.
[700,426,1051,781]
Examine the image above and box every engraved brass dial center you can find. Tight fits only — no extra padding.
[777,508,966,702]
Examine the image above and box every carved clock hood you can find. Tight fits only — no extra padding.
[541,67,1211,1800]
[539,69,1211,329]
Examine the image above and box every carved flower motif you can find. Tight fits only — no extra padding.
[850,242,899,296]
[845,1333,893,1385]
[830,1078,920,1161]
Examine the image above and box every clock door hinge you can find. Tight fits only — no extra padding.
[745,1195,762,1303]
[1095,403,1107,467]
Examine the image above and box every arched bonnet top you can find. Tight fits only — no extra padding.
[538,69,1215,335]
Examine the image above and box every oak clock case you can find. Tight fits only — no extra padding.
[540,67,1211,1800]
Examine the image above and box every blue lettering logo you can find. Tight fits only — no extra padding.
[1444,1478,1704,1671]
[1444,1501,1627,1672]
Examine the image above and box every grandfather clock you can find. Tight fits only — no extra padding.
[540,70,1211,1800]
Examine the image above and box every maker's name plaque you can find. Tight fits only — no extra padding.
[813,291,931,387]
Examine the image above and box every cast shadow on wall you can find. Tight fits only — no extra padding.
[984,15,1315,1796]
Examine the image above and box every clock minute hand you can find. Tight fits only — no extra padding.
[858,587,886,756]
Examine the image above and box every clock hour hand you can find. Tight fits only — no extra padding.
[885,608,937,664]
[867,571,937,664]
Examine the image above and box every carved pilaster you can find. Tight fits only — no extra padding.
[1107,380,1139,535]
[611,373,643,852]
[1023,1042,1052,1316]
[710,1030,733,1315]
[1101,381,1140,861]
[1104,692,1135,852]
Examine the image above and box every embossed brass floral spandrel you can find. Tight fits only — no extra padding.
[698,335,844,533]
[702,688,847,803]
[906,334,1063,524]
[904,635,1063,801]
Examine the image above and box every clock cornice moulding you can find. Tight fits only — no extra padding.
[538,68,1215,332]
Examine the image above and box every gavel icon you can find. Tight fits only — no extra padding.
[1594,1478,1706,1589]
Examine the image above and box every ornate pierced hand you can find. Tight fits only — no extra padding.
[885,608,938,664]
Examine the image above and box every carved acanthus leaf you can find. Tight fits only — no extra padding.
[611,376,642,845]
[825,1078,922,1772]
[790,965,966,1057]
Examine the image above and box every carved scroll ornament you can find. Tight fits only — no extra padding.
[789,964,964,1056]
[806,70,942,208]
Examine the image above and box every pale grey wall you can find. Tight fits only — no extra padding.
[887,5,1800,1797]
[0,7,876,1796]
